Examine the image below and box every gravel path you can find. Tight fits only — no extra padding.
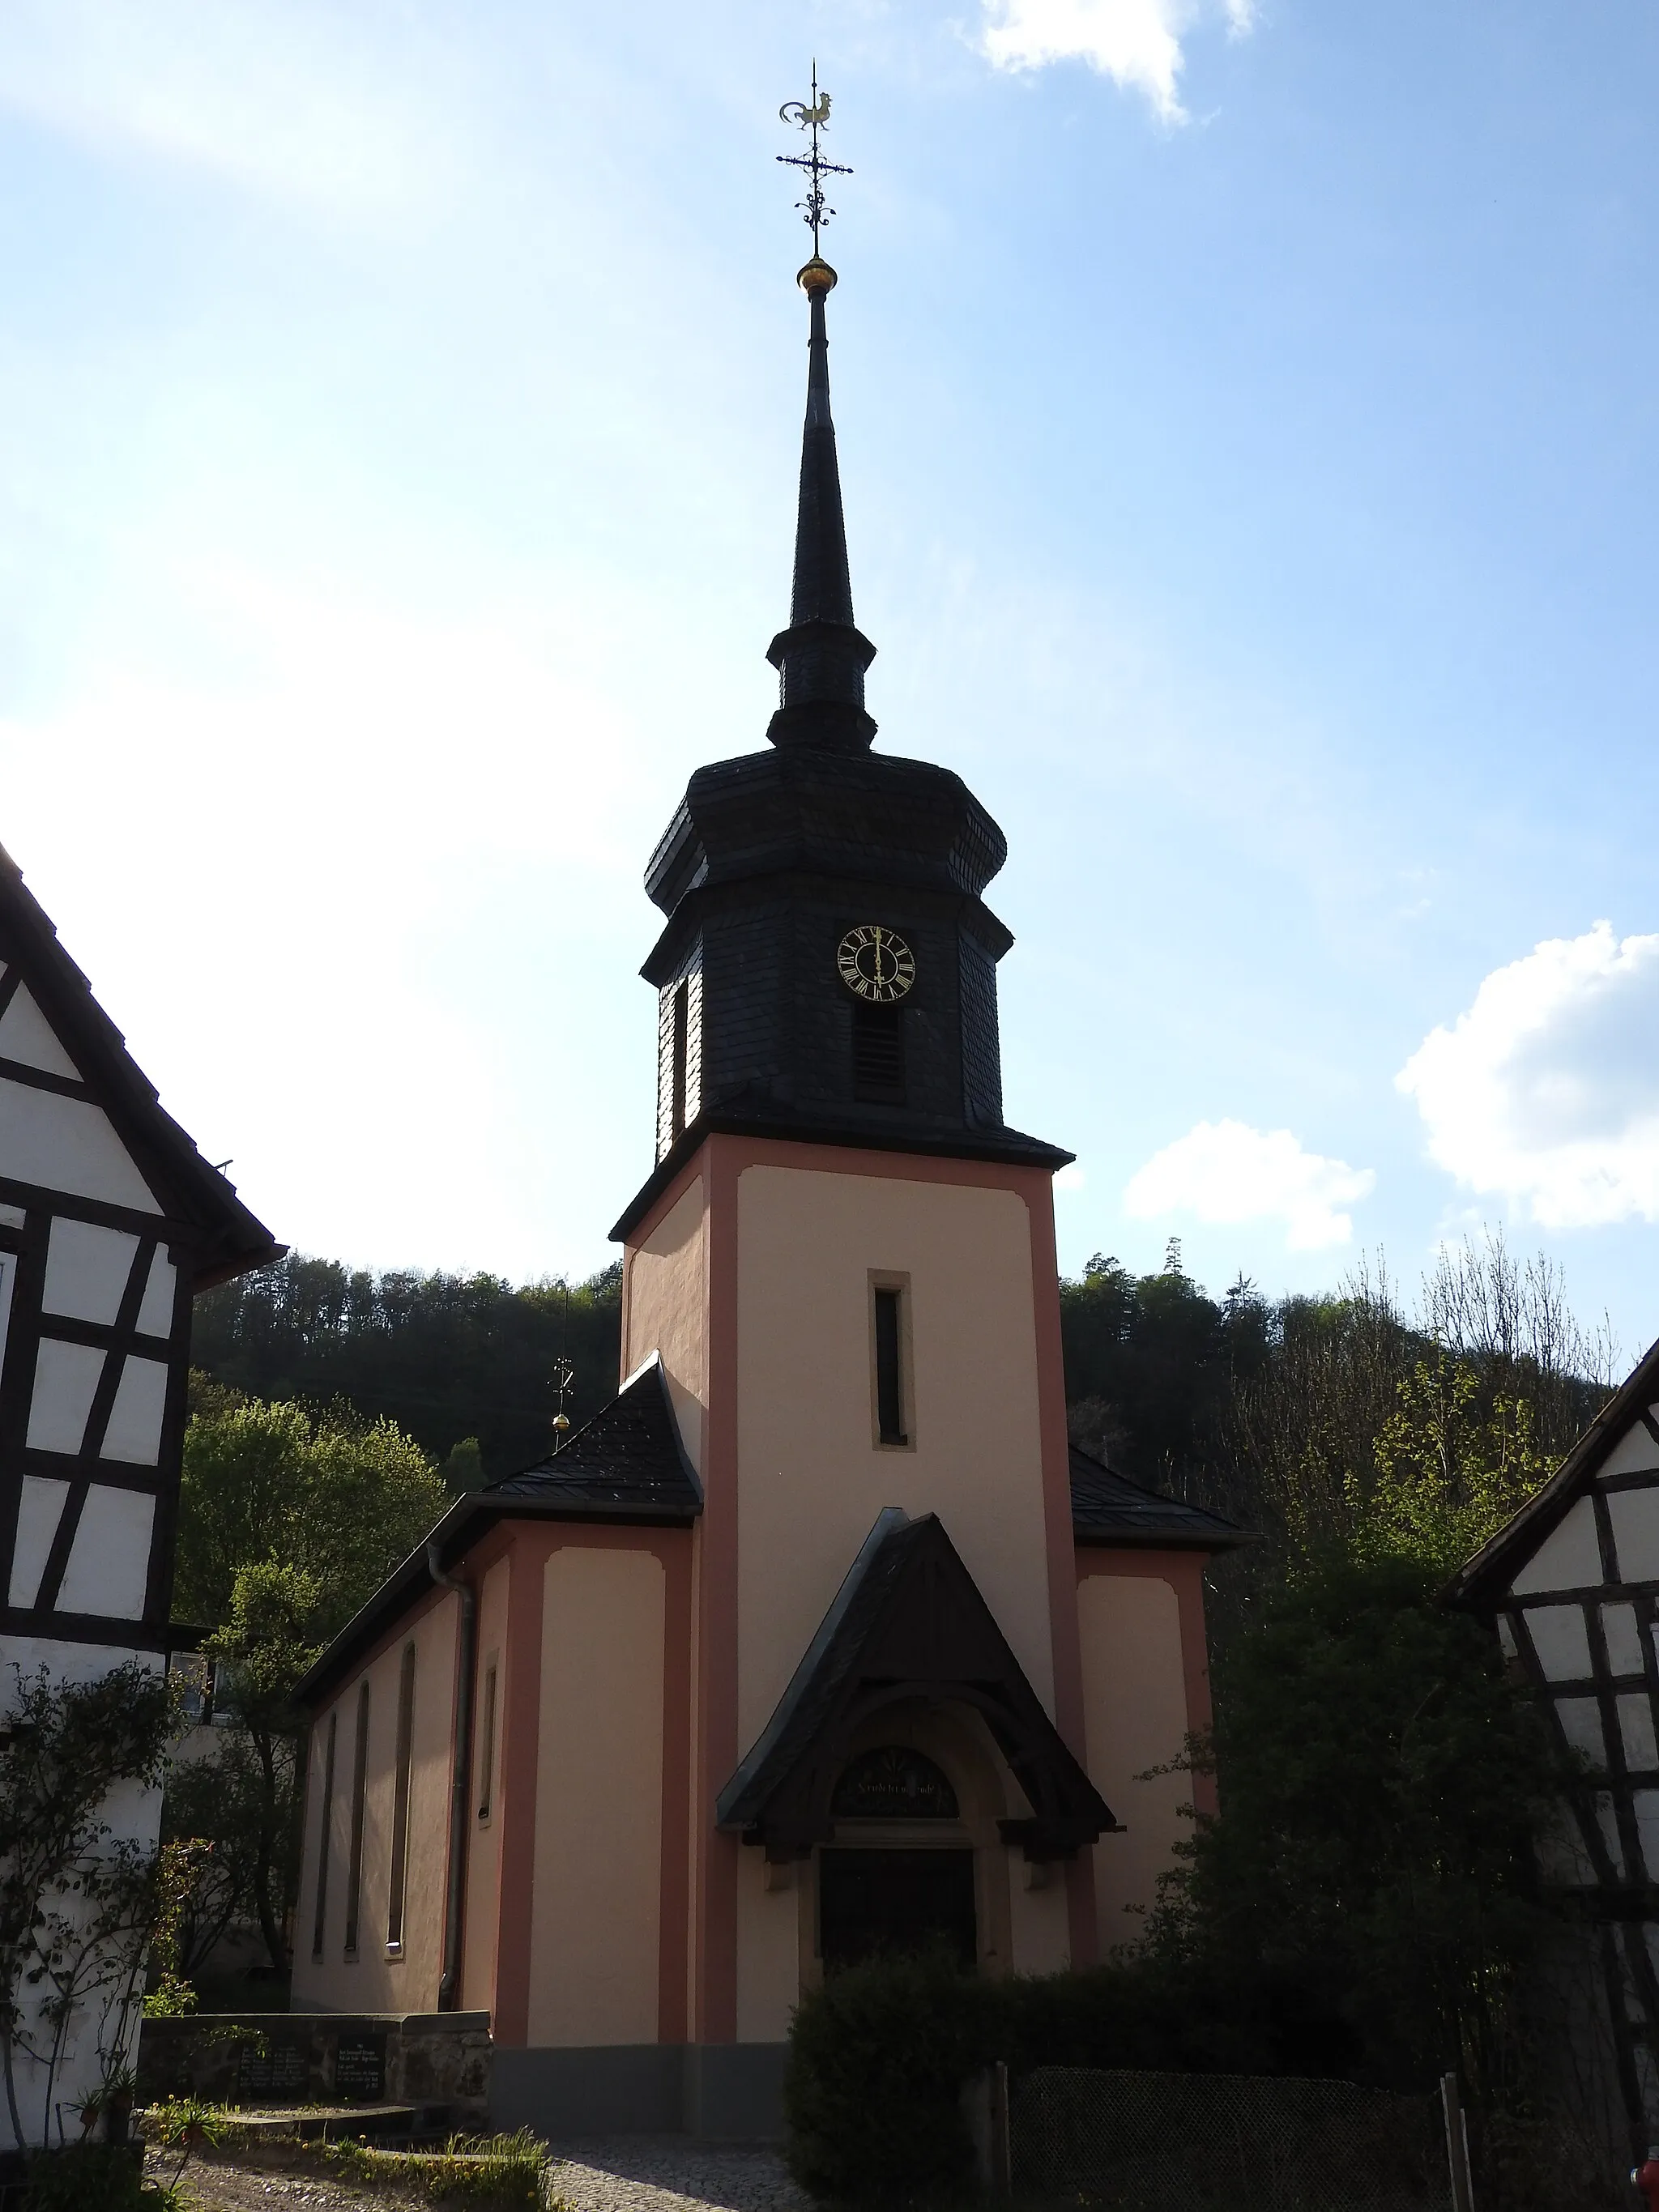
[544,2137,808,2212]
[147,2149,416,2211]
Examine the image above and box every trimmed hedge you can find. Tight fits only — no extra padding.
[783,1948,1361,2206]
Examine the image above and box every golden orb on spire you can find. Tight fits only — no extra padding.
[797,257,838,297]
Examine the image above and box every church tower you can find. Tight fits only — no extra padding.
[289,104,1244,2137]
[638,254,1025,1167]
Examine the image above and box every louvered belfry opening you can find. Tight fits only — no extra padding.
[852,999,904,1103]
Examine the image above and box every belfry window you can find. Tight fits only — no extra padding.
[872,1281,909,1447]
[343,1679,369,1958]
[386,1643,416,1955]
[852,1001,905,1103]
[670,978,689,1140]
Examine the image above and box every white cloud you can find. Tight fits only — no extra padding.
[1397,922,1659,1230]
[979,0,1256,124]
[0,0,465,215]
[1124,1119,1375,1251]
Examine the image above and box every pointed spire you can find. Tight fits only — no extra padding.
[766,260,877,754]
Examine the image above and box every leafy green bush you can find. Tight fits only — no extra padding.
[784,1948,989,2205]
[782,1946,1363,2205]
[21,2142,164,2211]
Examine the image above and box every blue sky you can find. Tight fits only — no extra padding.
[3,0,1659,1355]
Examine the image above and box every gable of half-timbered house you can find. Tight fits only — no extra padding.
[1453,1336,1659,2133]
[0,842,278,1654]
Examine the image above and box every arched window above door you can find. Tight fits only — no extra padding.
[832,1745,959,1821]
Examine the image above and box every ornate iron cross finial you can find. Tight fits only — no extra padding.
[778,61,851,257]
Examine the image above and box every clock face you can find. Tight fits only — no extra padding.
[838,924,915,1004]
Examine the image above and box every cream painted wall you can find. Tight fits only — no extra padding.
[1077,1575,1190,1950]
[459,1554,510,2016]
[527,1547,665,2047]
[736,1841,800,2042]
[1007,1856,1073,1976]
[625,1177,708,1473]
[291,1592,458,2014]
[735,1166,1053,1751]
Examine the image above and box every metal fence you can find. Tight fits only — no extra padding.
[1009,2065,1454,2211]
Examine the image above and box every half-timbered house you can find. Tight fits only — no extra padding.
[0,842,277,2147]
[288,249,1249,2137]
[1452,1335,1659,2153]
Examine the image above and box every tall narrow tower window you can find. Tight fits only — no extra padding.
[670,978,690,1140]
[872,1283,909,1447]
[311,1708,337,1962]
[852,1002,904,1103]
[386,1642,416,1954]
[343,1678,369,1958]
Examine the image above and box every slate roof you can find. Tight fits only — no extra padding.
[1447,1334,1654,1611]
[294,1355,702,1706]
[484,1355,703,1519]
[1068,1443,1252,1552]
[0,840,279,1288]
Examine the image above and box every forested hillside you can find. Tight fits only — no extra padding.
[191,1234,1616,1563]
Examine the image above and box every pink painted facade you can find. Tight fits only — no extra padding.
[290,1129,1240,2129]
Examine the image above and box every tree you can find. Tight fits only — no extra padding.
[1159,1556,1567,2112]
[186,1566,322,1975]
[173,1392,446,1639]
[166,1396,444,1978]
[189,1255,625,1479]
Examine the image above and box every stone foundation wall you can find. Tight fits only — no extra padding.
[138,2011,491,2124]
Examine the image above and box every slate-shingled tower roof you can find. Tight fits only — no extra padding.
[765,258,877,756]
[616,253,1070,1238]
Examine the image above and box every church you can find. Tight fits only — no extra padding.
[288,219,1247,2135]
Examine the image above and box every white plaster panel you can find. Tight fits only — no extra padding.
[0,1203,24,1230]
[1598,1792,1627,1876]
[57,1487,154,1620]
[135,1249,177,1339]
[1535,1802,1596,1886]
[1601,1424,1659,1480]
[1509,1498,1602,1596]
[27,1338,105,1454]
[1497,1613,1517,1659]
[0,1251,15,1380]
[1525,1604,1592,1681]
[42,1217,139,1323]
[1556,1696,1607,1769]
[102,1356,168,1466]
[1610,1489,1659,1584]
[7,1477,70,1608]
[0,1634,162,2146]
[0,1080,159,1213]
[0,987,79,1079]
[1639,1798,1659,1887]
[1621,1694,1659,1772]
[1605,1602,1645,1677]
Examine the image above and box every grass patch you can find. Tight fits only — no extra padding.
[322,2129,559,2208]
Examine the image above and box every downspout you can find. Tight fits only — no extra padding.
[428,1539,478,2012]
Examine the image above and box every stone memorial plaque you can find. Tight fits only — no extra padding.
[236,2039,308,2100]
[334,2033,386,2103]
